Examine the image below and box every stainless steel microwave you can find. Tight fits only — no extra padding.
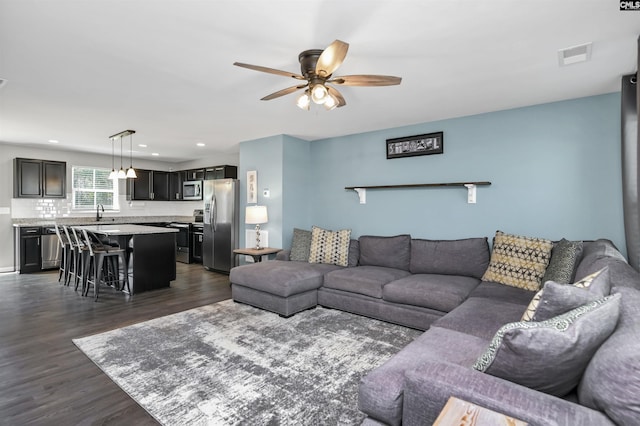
[183,180,203,200]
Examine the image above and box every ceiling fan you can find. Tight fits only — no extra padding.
[233,40,402,111]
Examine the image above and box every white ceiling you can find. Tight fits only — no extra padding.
[1,1,639,163]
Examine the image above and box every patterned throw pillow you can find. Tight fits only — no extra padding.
[474,294,621,397]
[542,239,584,284]
[290,228,312,262]
[521,267,609,322]
[482,231,553,291]
[308,226,351,267]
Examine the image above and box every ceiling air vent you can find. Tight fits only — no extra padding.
[558,42,592,66]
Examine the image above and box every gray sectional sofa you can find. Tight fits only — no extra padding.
[229,232,640,426]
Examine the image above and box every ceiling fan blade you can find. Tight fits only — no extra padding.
[233,62,305,80]
[327,86,346,107]
[260,84,308,101]
[328,74,402,87]
[315,40,349,77]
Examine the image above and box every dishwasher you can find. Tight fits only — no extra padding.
[41,226,62,270]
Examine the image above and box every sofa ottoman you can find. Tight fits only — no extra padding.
[230,260,343,317]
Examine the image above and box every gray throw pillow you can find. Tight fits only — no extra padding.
[289,228,311,262]
[578,287,640,425]
[473,294,621,397]
[532,267,611,322]
[542,239,583,284]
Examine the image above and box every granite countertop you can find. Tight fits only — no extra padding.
[76,224,180,235]
[12,215,196,227]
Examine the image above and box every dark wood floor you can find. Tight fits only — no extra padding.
[0,263,232,425]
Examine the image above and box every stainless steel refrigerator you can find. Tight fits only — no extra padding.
[203,179,239,274]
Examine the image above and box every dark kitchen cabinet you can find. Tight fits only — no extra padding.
[205,165,237,180]
[19,227,41,273]
[14,158,66,198]
[184,169,205,181]
[128,169,152,200]
[169,172,183,201]
[152,171,170,201]
[127,169,172,201]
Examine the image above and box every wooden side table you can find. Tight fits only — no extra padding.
[433,396,527,426]
[233,247,281,263]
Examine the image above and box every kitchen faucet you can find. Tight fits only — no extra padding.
[96,204,104,221]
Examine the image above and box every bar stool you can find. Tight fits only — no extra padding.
[70,227,90,293]
[81,229,129,301]
[54,224,71,284]
[62,225,80,287]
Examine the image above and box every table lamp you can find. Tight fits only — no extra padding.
[245,205,268,249]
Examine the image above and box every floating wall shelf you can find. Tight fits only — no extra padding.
[344,181,492,204]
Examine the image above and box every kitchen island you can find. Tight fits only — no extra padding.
[77,224,178,294]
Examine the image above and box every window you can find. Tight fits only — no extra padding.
[72,166,119,210]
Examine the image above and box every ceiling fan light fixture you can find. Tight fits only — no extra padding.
[296,91,311,110]
[323,93,338,110]
[311,84,328,104]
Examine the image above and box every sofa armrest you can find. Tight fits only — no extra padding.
[275,249,290,261]
[402,361,614,426]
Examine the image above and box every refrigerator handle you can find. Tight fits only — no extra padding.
[212,195,217,232]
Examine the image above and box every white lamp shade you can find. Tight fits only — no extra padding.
[245,205,268,224]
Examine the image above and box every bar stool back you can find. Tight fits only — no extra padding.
[54,224,71,284]
[81,229,129,301]
[62,225,80,286]
[70,227,90,293]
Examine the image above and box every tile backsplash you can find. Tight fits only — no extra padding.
[11,194,201,219]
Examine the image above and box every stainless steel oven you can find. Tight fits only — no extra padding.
[183,180,203,200]
[167,222,191,263]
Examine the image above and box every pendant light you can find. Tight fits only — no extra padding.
[126,133,137,178]
[108,139,117,180]
[117,138,126,179]
[108,130,137,180]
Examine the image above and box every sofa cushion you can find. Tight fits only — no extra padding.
[382,274,480,312]
[521,267,611,322]
[308,225,351,267]
[229,260,341,297]
[323,266,410,299]
[468,281,537,306]
[542,239,584,284]
[482,231,553,291]
[347,239,360,267]
[359,234,411,271]
[359,326,489,426]
[433,298,530,341]
[409,237,490,279]
[473,294,621,397]
[578,286,640,425]
[289,228,312,262]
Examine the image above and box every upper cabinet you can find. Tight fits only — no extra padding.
[205,165,237,180]
[14,158,66,198]
[128,165,238,201]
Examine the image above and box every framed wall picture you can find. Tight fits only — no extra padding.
[386,132,444,159]
[247,170,257,204]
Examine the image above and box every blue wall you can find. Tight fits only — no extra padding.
[239,135,285,249]
[307,93,625,251]
[240,93,625,254]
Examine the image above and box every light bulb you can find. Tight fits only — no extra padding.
[108,169,118,180]
[323,94,338,110]
[126,167,137,178]
[311,84,328,104]
[296,92,310,110]
[117,168,126,179]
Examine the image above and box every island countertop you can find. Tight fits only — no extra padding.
[76,224,179,235]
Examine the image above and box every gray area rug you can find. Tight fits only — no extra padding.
[73,300,420,425]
